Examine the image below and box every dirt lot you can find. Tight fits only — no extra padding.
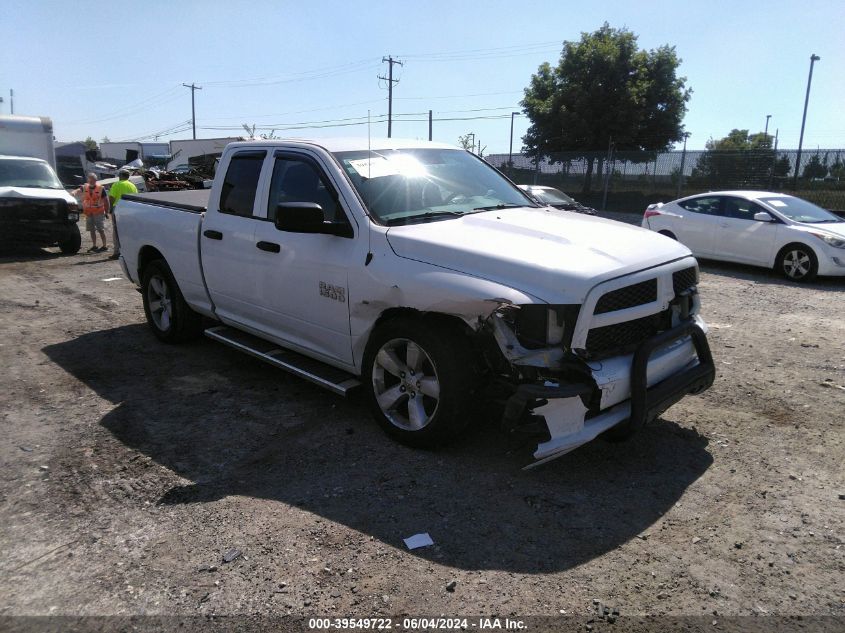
[0,222,843,627]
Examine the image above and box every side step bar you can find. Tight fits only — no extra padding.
[204,325,362,396]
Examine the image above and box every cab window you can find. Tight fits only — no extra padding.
[267,157,344,224]
[219,151,266,217]
[678,196,721,215]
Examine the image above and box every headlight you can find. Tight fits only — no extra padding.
[68,212,79,221]
[505,304,580,349]
[811,232,845,249]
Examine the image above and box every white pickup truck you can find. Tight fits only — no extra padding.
[116,138,714,466]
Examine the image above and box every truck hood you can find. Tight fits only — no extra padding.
[0,186,76,204]
[385,207,693,303]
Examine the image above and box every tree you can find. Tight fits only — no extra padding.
[457,134,474,152]
[689,129,775,188]
[521,23,691,192]
[101,136,111,143]
[830,157,845,180]
[773,155,792,178]
[802,154,828,179]
[82,136,98,151]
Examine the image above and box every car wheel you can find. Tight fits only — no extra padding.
[141,259,203,343]
[776,244,818,282]
[59,225,81,254]
[363,316,477,448]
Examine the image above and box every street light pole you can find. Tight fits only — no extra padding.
[467,132,475,154]
[508,111,519,171]
[764,114,771,137]
[794,54,820,187]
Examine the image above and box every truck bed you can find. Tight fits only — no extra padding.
[122,189,210,213]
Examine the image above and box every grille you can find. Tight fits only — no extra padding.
[0,198,65,222]
[673,267,698,295]
[585,311,669,359]
[594,279,658,314]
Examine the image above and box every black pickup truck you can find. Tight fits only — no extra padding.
[0,155,82,254]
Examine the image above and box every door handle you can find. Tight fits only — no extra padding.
[719,223,729,228]
[256,240,281,253]
[203,229,223,240]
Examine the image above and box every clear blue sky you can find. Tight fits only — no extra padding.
[1,0,842,152]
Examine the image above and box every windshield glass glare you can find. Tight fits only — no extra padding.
[334,148,535,225]
[532,188,575,205]
[0,160,64,189]
[762,196,840,224]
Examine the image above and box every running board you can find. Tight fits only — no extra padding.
[204,325,361,396]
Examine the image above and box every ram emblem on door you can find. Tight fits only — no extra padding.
[319,281,346,303]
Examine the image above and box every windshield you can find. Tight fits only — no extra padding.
[762,196,840,224]
[333,148,536,225]
[0,159,64,189]
[531,187,575,205]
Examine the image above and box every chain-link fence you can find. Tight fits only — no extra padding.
[486,148,845,213]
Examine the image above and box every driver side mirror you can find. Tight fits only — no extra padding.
[753,211,775,222]
[274,202,353,237]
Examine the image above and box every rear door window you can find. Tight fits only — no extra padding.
[219,151,266,217]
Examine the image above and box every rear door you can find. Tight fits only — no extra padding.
[200,149,267,329]
[712,196,779,265]
[674,196,720,255]
[250,150,359,365]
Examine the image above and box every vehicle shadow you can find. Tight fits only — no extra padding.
[0,245,64,262]
[43,324,713,573]
[699,258,845,291]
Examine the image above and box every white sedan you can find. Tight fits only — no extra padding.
[642,191,845,281]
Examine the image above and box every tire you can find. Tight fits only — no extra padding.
[776,244,818,282]
[141,259,203,343]
[362,316,477,448]
[58,225,81,255]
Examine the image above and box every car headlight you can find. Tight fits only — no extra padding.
[504,304,581,349]
[811,232,845,249]
[68,212,79,221]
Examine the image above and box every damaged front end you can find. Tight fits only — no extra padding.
[482,259,716,468]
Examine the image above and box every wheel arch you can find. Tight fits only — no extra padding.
[773,241,818,268]
[137,245,166,280]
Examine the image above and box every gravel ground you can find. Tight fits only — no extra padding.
[0,220,843,626]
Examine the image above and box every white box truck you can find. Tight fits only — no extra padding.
[0,115,57,168]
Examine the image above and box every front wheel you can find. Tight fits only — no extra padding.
[363,317,477,448]
[141,259,203,343]
[776,244,818,282]
[59,225,81,254]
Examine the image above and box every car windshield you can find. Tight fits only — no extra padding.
[761,196,840,223]
[333,148,536,225]
[531,188,575,205]
[0,159,64,189]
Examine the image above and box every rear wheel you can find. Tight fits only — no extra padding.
[363,316,477,448]
[141,259,203,343]
[59,225,81,254]
[776,244,818,282]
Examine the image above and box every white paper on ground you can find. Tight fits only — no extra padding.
[101,277,123,282]
[403,533,434,550]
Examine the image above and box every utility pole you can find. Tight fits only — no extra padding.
[182,83,202,140]
[10,89,14,115]
[794,54,820,188]
[379,56,402,138]
[428,110,432,141]
[769,128,779,189]
[508,111,519,173]
[676,132,690,198]
[601,137,615,211]
[764,114,771,137]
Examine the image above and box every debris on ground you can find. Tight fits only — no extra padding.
[403,533,434,550]
[222,548,242,563]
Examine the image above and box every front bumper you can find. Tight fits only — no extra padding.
[517,319,715,467]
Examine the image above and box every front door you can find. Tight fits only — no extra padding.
[250,152,359,366]
[713,196,778,265]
